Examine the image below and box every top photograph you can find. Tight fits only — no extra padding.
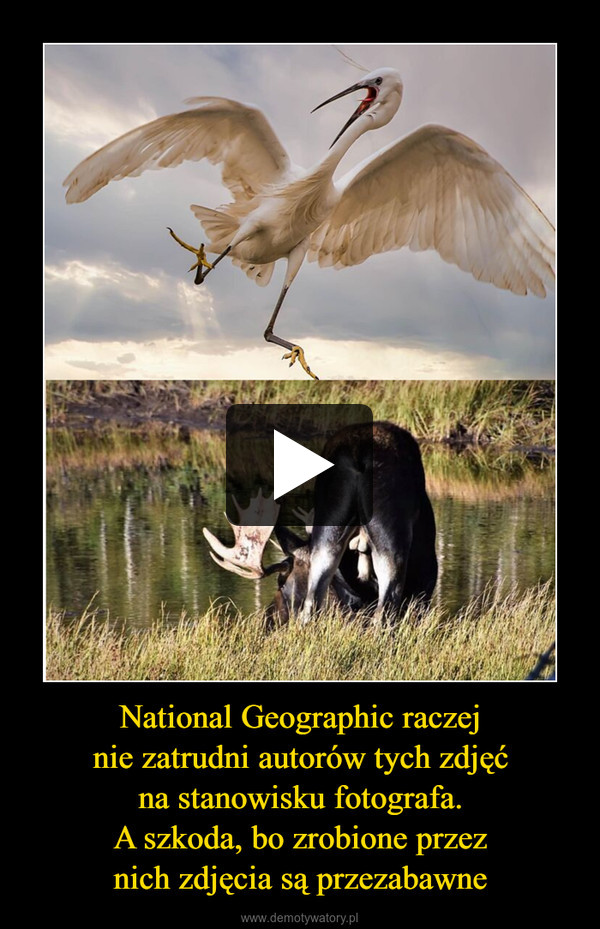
[45,43,555,382]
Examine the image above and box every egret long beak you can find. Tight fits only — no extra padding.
[312,80,379,148]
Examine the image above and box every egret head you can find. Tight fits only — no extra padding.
[312,67,404,148]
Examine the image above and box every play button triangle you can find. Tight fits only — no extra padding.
[273,429,334,501]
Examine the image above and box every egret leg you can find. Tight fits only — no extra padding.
[264,241,319,381]
[195,245,231,284]
[264,286,318,380]
[167,228,231,284]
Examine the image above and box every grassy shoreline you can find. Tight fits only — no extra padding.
[47,425,554,504]
[46,581,555,683]
[47,379,555,449]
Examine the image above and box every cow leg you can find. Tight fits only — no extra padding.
[370,536,412,627]
[300,525,354,623]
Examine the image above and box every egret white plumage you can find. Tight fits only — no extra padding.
[63,67,555,380]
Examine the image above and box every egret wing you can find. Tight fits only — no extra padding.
[64,97,292,204]
[308,125,555,296]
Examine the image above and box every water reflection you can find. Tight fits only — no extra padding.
[46,439,554,628]
[432,495,554,614]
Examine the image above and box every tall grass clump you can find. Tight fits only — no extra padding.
[47,380,554,448]
[47,581,554,683]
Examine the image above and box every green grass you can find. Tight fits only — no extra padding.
[47,380,555,448]
[46,380,555,494]
[46,423,226,482]
[46,581,555,683]
[46,424,554,505]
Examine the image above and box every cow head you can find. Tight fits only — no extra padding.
[203,496,372,626]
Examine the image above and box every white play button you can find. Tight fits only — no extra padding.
[273,429,334,501]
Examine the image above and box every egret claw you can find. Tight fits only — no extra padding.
[282,345,319,380]
[167,228,213,275]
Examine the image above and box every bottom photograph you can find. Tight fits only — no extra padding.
[45,379,555,682]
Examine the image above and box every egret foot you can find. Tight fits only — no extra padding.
[167,227,213,282]
[282,345,319,380]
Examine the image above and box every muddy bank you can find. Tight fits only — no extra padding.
[47,383,232,432]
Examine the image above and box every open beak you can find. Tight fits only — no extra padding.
[312,80,379,148]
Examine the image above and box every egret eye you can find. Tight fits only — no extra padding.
[375,77,383,85]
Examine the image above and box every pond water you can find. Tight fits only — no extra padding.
[46,431,555,628]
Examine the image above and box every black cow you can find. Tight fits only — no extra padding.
[204,421,437,625]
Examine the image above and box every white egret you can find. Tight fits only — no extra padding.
[63,68,555,380]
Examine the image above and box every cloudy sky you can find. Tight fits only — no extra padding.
[45,44,555,380]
